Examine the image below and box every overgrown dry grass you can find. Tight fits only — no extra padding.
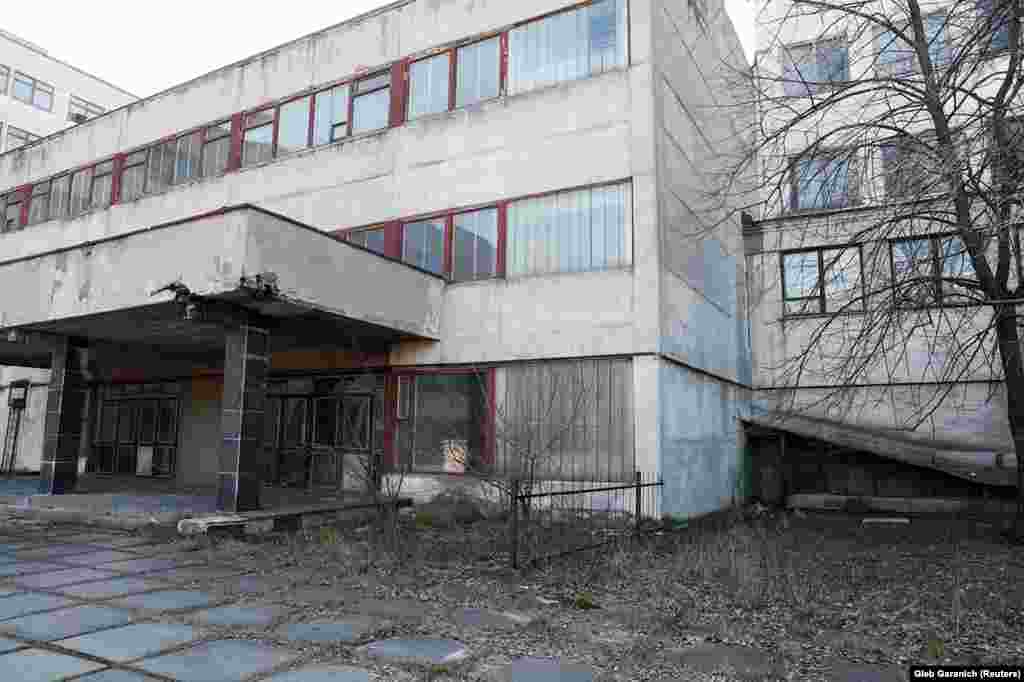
[201,505,1024,679]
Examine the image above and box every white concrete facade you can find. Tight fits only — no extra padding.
[0,0,751,517]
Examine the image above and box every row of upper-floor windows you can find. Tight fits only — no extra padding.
[341,180,633,282]
[0,0,628,234]
[0,65,106,121]
[780,233,984,315]
[778,3,1013,96]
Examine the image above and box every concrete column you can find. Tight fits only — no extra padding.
[40,337,90,494]
[217,324,269,512]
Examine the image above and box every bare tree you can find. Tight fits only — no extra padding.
[715,0,1024,534]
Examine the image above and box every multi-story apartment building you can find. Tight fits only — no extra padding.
[746,0,1021,498]
[0,29,135,476]
[0,0,753,515]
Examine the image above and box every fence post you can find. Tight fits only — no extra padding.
[510,478,520,570]
[635,471,642,532]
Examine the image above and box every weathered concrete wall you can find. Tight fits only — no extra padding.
[177,376,223,489]
[659,358,750,517]
[0,367,49,472]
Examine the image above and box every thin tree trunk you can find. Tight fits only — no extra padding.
[995,303,1024,539]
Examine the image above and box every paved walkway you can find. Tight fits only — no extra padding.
[0,525,595,681]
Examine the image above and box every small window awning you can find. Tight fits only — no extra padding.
[0,205,444,359]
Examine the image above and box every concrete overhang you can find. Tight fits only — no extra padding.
[745,410,1018,488]
[0,205,445,360]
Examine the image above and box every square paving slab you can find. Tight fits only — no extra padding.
[10,545,108,561]
[0,648,104,681]
[194,605,283,628]
[0,592,72,620]
[363,638,468,665]
[55,577,167,600]
[0,604,133,641]
[282,619,375,644]
[136,639,297,681]
[59,623,197,662]
[0,635,24,653]
[113,591,215,613]
[14,567,118,590]
[495,657,595,682]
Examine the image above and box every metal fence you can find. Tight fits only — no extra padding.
[508,470,663,569]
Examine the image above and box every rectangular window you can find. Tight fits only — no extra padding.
[507,182,632,277]
[352,73,390,134]
[409,53,451,119]
[6,125,39,152]
[27,180,49,225]
[173,131,202,185]
[313,84,350,145]
[508,0,627,94]
[792,154,853,210]
[0,65,8,95]
[48,174,70,220]
[882,133,938,198]
[890,235,978,306]
[346,226,387,256]
[782,247,863,315]
[11,72,53,111]
[782,37,849,96]
[402,218,446,274]
[452,208,499,281]
[497,358,634,480]
[147,140,176,194]
[877,14,948,77]
[120,150,148,202]
[242,109,275,167]
[91,160,114,209]
[277,96,311,156]
[456,37,500,107]
[397,372,487,471]
[68,95,105,123]
[202,121,232,177]
[978,0,1013,52]
[69,168,93,216]
[2,192,21,232]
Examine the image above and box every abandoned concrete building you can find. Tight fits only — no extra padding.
[744,0,1021,507]
[0,0,754,516]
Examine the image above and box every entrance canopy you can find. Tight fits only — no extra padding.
[0,205,445,360]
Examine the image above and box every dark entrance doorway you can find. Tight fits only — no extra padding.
[264,373,385,491]
[90,383,182,477]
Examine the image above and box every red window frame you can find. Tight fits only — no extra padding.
[241,108,276,168]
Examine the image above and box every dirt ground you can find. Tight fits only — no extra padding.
[189,506,1024,681]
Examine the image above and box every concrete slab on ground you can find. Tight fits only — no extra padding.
[55,577,168,600]
[492,657,595,682]
[134,639,297,681]
[282,619,376,644]
[0,647,104,681]
[363,638,468,665]
[59,622,198,662]
[112,590,216,613]
[0,592,73,620]
[0,604,134,641]
[193,605,284,628]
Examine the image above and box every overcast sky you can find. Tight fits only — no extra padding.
[3,1,757,99]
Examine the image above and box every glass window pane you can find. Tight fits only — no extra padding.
[11,75,31,103]
[941,236,976,303]
[409,53,451,119]
[173,132,202,184]
[507,182,632,277]
[314,85,350,145]
[453,209,498,281]
[28,182,49,225]
[892,238,935,305]
[357,73,390,93]
[278,96,311,155]
[206,121,232,140]
[33,86,52,111]
[157,400,178,443]
[783,252,820,300]
[121,165,146,202]
[70,169,93,215]
[823,248,862,311]
[350,227,387,256]
[409,373,486,470]
[796,157,849,210]
[242,124,274,167]
[91,172,112,209]
[245,110,274,128]
[148,141,175,193]
[49,175,70,219]
[202,137,231,177]
[457,37,500,107]
[817,37,849,84]
[352,88,390,133]
[3,198,20,232]
[403,219,445,274]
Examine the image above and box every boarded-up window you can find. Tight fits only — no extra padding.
[496,358,633,481]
